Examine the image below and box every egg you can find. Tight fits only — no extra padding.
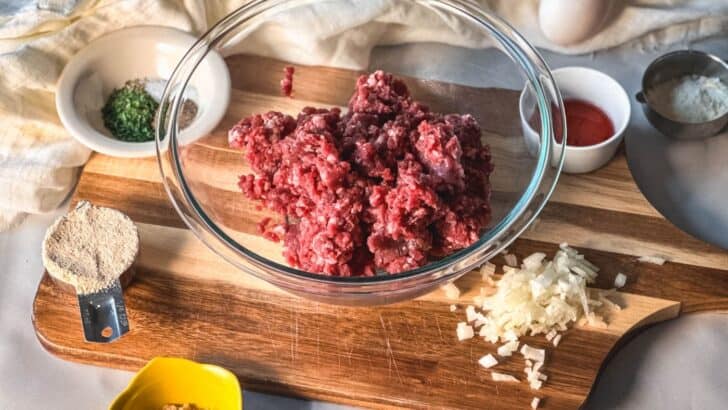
[538,0,612,46]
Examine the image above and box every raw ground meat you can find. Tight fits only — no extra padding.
[280,66,294,97]
[229,70,493,275]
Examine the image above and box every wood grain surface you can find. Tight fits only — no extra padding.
[33,55,728,409]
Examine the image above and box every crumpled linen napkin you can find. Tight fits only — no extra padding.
[0,0,726,231]
[0,0,208,230]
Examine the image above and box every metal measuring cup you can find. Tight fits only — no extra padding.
[635,50,728,140]
[42,201,137,343]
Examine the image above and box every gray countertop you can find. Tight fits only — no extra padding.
[1,36,727,410]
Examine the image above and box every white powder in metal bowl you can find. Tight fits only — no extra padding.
[42,201,139,294]
[649,75,728,123]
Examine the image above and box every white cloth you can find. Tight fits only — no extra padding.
[0,0,207,230]
[0,0,726,230]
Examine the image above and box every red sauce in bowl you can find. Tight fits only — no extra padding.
[531,99,615,147]
[560,99,614,147]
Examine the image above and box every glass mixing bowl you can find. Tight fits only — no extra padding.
[156,0,565,305]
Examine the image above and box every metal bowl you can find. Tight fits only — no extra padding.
[636,50,728,140]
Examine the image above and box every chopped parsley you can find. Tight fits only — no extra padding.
[102,80,158,142]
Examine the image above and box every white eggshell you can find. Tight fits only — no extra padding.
[539,0,611,46]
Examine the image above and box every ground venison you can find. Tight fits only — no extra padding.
[229,70,493,275]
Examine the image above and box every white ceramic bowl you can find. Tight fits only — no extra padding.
[56,26,230,158]
[520,66,630,173]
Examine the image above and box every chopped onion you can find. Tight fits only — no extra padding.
[614,273,627,288]
[481,262,496,278]
[502,265,517,274]
[638,255,666,265]
[585,312,608,329]
[497,341,519,357]
[520,344,546,363]
[449,304,457,312]
[491,372,519,382]
[456,322,474,341]
[457,245,619,402]
[524,358,546,390]
[466,305,478,323]
[552,334,562,347]
[523,252,546,270]
[442,282,461,300]
[478,354,499,369]
[478,246,605,343]
[600,294,622,311]
[504,253,518,267]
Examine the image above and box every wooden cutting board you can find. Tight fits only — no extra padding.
[33,55,728,409]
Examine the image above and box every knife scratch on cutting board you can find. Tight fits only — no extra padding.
[379,313,404,384]
[347,344,354,366]
[337,344,342,369]
[315,319,321,367]
[191,311,201,360]
[434,315,444,342]
[294,311,299,361]
[404,317,414,335]
[289,308,299,361]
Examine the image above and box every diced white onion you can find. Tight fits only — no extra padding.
[480,262,496,278]
[614,273,627,288]
[491,372,519,382]
[456,322,474,341]
[545,329,557,341]
[466,305,478,322]
[522,252,547,270]
[520,344,546,363]
[478,354,499,369]
[504,253,518,267]
[476,245,605,344]
[638,255,666,265]
[497,341,519,357]
[458,245,619,401]
[585,312,608,329]
[600,295,622,311]
[442,282,460,300]
[449,304,457,312]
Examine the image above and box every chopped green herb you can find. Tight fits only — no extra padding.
[102,80,158,142]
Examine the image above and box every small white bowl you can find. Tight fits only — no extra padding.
[520,66,631,174]
[56,26,230,158]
